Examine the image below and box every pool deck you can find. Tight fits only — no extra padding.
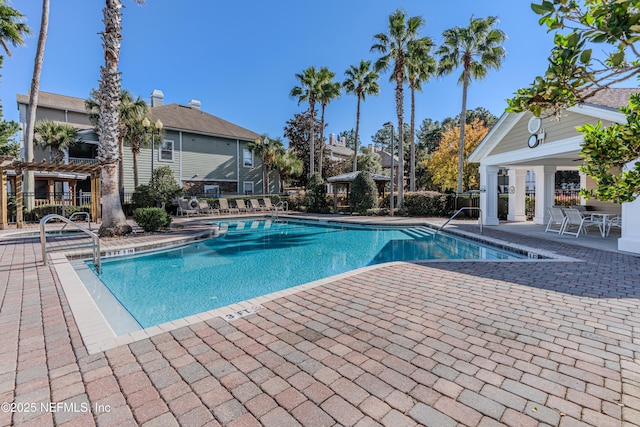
[1,213,639,426]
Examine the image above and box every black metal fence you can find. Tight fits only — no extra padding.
[525,189,581,220]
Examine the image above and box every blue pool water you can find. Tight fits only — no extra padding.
[93,218,524,328]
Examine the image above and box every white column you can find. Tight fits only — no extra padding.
[619,159,640,254]
[479,164,499,226]
[533,165,556,225]
[507,168,527,221]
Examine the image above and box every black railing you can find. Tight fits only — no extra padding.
[525,189,582,220]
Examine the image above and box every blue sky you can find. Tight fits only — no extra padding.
[1,0,555,147]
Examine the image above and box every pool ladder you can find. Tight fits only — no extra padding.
[40,213,101,274]
[435,207,483,235]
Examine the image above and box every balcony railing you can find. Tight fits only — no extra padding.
[68,157,99,165]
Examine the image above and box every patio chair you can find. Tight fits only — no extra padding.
[545,207,567,234]
[198,200,219,216]
[561,207,603,237]
[249,199,265,212]
[218,198,239,215]
[262,197,276,211]
[606,215,622,236]
[234,199,250,213]
[177,199,198,217]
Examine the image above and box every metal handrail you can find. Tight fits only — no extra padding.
[62,211,91,231]
[40,214,101,274]
[435,207,483,235]
[271,200,288,219]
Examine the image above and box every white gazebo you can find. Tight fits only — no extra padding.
[468,88,640,254]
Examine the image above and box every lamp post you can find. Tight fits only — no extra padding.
[383,122,394,216]
[142,117,163,174]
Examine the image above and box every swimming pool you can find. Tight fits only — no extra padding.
[86,218,525,330]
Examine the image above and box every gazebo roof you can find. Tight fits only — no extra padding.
[327,171,390,184]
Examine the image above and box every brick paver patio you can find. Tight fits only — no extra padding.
[0,218,639,426]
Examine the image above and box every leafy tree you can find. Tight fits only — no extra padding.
[96,0,147,237]
[507,0,640,203]
[372,9,431,208]
[350,171,378,214]
[416,118,445,154]
[34,120,79,163]
[304,173,330,213]
[274,149,303,191]
[316,67,341,175]
[428,118,489,191]
[507,0,640,118]
[283,111,326,184]
[406,32,436,192]
[146,165,182,208]
[343,60,380,171]
[129,115,158,188]
[249,135,284,194]
[336,129,360,152]
[437,15,506,193]
[290,66,323,176]
[578,93,640,203]
[352,146,382,175]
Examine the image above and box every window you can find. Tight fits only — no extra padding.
[204,185,220,196]
[159,140,174,162]
[243,181,254,195]
[243,149,253,167]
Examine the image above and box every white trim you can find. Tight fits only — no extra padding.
[468,112,524,162]
[179,132,183,182]
[568,103,626,122]
[479,135,583,167]
[184,177,238,183]
[242,148,253,168]
[243,181,254,195]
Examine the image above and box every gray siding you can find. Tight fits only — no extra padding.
[181,133,237,182]
[489,111,614,156]
[123,130,181,192]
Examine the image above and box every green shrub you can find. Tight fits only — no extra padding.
[131,184,155,210]
[133,207,171,232]
[404,191,454,217]
[304,173,331,213]
[350,171,378,214]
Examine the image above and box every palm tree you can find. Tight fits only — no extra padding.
[96,0,146,237]
[406,38,436,192]
[437,15,506,193]
[249,135,284,195]
[34,120,78,163]
[87,89,147,202]
[343,60,380,173]
[128,116,158,188]
[274,150,303,193]
[0,1,30,57]
[372,9,430,208]
[290,66,322,177]
[316,67,341,176]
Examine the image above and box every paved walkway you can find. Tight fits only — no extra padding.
[0,216,639,426]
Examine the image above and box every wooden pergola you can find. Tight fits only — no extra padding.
[0,156,101,229]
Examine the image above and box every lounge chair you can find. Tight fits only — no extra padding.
[177,199,198,217]
[198,200,218,216]
[219,198,239,215]
[262,197,277,211]
[249,199,265,212]
[561,208,602,237]
[545,207,566,234]
[235,199,250,213]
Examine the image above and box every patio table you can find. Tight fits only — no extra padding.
[586,212,620,238]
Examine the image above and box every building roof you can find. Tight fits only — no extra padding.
[327,171,390,183]
[151,103,259,141]
[376,150,398,169]
[16,91,88,113]
[325,144,354,157]
[582,87,640,110]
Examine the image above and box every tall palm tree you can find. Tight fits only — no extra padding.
[372,9,430,208]
[97,0,146,237]
[406,38,436,191]
[87,89,147,204]
[316,67,341,176]
[249,135,285,195]
[34,120,78,163]
[437,15,506,193]
[290,66,322,177]
[128,116,158,188]
[343,60,380,173]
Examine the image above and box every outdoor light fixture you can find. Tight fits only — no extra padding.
[383,122,394,216]
[142,117,163,173]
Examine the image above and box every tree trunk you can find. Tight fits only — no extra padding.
[119,137,125,200]
[318,104,326,176]
[265,164,270,195]
[98,0,131,237]
[395,70,405,209]
[24,0,50,210]
[353,94,361,172]
[132,150,139,188]
[457,68,469,194]
[410,86,416,192]
[309,103,315,176]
